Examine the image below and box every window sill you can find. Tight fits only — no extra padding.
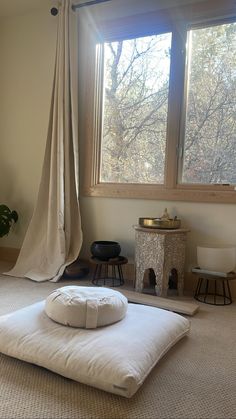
[83,182,236,203]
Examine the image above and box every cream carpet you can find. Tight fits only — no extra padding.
[0,263,236,419]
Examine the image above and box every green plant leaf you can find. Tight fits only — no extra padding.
[11,210,18,223]
[0,204,18,238]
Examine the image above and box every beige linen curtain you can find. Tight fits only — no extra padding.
[6,0,83,282]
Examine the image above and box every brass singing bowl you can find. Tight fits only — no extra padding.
[139,217,181,229]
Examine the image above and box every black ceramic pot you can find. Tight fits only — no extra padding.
[91,241,121,261]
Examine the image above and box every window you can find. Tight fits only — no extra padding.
[83,2,236,203]
[180,21,236,185]
[100,33,172,184]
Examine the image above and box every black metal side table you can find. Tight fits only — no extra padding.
[90,256,128,287]
[192,268,236,305]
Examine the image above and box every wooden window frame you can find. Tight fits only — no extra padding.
[82,0,236,203]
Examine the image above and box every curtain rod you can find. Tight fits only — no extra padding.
[72,0,112,10]
[51,0,112,15]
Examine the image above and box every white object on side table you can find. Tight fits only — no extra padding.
[134,226,190,297]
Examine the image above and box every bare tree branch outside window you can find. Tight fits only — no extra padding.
[100,33,172,184]
[182,22,236,184]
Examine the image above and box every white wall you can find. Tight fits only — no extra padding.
[80,197,236,268]
[0,0,236,284]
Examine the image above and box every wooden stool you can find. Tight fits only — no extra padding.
[90,256,128,287]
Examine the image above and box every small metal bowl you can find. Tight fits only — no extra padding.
[139,217,181,229]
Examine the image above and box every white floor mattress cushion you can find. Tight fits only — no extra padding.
[0,300,190,398]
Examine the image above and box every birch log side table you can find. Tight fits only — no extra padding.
[134,226,190,297]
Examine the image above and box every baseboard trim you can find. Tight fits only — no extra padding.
[0,247,20,262]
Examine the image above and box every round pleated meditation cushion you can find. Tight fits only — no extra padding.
[45,286,128,329]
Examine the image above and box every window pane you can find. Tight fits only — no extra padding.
[99,33,172,184]
[181,22,236,184]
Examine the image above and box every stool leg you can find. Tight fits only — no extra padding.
[222,279,232,305]
[118,265,124,286]
[98,264,102,277]
[204,279,209,303]
[92,264,99,285]
[226,280,232,304]
[93,264,98,280]
[135,267,145,292]
[194,277,202,299]
[112,266,116,287]
[214,280,217,305]
[222,280,227,305]
[104,264,109,285]
[98,264,103,286]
